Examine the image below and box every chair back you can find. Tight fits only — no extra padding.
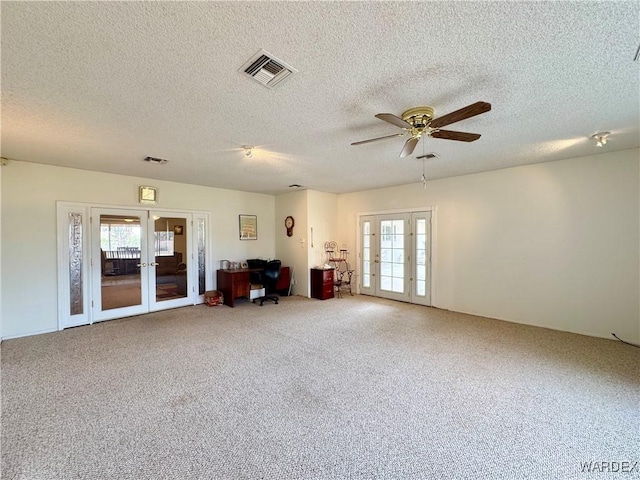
[263,260,282,284]
[247,258,268,270]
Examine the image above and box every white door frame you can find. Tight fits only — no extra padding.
[356,206,437,306]
[56,204,91,329]
[57,202,211,330]
[91,207,150,322]
[147,210,197,312]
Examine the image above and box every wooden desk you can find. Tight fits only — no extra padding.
[217,266,290,307]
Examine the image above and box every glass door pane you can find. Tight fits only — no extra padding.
[411,211,432,306]
[149,212,194,311]
[375,214,410,302]
[100,214,142,310]
[379,219,406,293]
[93,209,149,321]
[57,204,91,329]
[153,216,187,303]
[196,216,207,296]
[360,216,376,296]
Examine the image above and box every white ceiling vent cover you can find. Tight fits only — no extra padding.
[240,49,297,89]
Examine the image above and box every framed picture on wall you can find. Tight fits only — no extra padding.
[174,225,184,235]
[239,215,257,240]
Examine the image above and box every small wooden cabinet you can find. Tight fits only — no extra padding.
[310,268,334,300]
[217,269,252,307]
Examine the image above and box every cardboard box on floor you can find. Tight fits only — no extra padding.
[204,290,224,306]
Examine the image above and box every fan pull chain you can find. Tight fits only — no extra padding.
[421,142,427,190]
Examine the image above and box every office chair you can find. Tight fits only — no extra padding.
[254,260,281,306]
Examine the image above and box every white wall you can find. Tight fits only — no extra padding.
[275,190,309,296]
[0,161,3,341]
[3,150,639,342]
[275,190,338,297]
[307,190,338,271]
[338,148,640,341]
[1,161,275,338]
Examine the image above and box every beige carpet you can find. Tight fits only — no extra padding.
[1,295,638,479]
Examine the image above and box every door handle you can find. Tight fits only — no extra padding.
[137,263,147,267]
[150,262,160,266]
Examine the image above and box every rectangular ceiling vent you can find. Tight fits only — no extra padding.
[240,49,297,89]
[143,156,168,165]
[416,152,440,160]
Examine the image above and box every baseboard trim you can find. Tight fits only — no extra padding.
[2,327,58,341]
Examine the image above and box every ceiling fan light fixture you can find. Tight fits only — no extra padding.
[351,101,491,157]
[591,132,610,147]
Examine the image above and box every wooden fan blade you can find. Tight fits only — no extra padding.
[375,113,412,129]
[351,133,406,146]
[429,102,491,129]
[400,137,419,157]
[431,130,481,142]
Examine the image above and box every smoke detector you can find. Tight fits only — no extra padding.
[240,49,297,89]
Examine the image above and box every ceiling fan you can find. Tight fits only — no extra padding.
[351,101,491,157]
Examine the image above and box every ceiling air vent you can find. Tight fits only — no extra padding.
[240,49,297,89]
[143,156,168,165]
[416,152,440,160]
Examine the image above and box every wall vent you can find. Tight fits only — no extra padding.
[416,152,440,160]
[143,156,168,165]
[240,49,297,89]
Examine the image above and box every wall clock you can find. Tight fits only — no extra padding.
[139,186,158,205]
[285,216,295,237]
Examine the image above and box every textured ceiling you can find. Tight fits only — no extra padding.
[2,1,639,195]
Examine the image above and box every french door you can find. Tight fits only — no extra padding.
[58,203,209,329]
[92,208,198,322]
[360,211,432,306]
[92,208,150,321]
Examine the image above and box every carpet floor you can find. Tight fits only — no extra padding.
[1,295,638,479]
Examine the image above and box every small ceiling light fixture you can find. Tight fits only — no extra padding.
[243,145,254,158]
[591,132,610,147]
[288,184,303,188]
